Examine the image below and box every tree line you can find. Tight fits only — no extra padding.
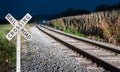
[55,3,120,18]
[0,2,120,24]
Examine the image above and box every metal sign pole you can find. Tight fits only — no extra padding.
[16,32,20,72]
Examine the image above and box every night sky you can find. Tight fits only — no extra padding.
[0,0,120,19]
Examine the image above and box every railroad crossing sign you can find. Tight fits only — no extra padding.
[5,13,32,72]
[5,13,32,41]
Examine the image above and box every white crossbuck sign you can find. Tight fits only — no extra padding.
[5,13,32,72]
[5,13,32,41]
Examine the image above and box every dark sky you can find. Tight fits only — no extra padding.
[0,0,120,19]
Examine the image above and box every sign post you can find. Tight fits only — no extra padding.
[16,33,20,72]
[5,13,32,72]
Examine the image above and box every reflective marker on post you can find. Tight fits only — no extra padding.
[5,13,32,72]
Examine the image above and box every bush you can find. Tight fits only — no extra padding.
[0,24,16,72]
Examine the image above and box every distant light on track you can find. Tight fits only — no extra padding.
[42,20,46,24]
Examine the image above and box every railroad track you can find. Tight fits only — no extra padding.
[36,25,120,72]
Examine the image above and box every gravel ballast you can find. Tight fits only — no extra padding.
[12,26,87,72]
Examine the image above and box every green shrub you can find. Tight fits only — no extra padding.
[0,24,16,72]
[64,26,86,37]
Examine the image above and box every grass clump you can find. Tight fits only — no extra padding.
[64,28,86,37]
[0,24,16,72]
[54,21,86,37]
[54,20,63,30]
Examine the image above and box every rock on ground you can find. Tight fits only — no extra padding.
[11,26,87,72]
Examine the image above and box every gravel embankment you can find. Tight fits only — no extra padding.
[11,26,87,72]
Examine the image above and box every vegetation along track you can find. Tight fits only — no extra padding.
[36,25,120,72]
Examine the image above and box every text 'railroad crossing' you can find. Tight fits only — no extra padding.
[5,13,32,41]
